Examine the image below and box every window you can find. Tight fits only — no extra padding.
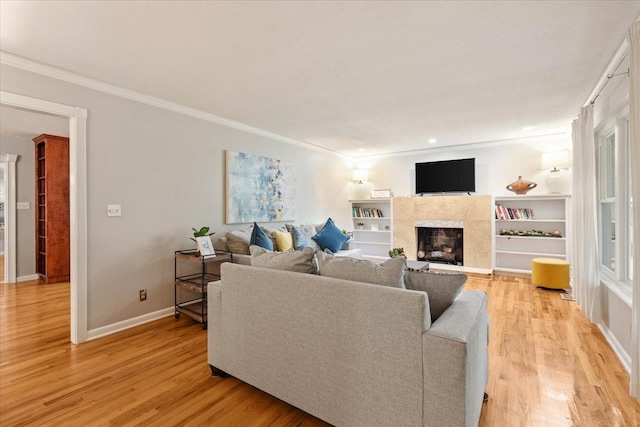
[596,117,633,294]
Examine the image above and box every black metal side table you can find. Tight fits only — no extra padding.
[174,249,232,329]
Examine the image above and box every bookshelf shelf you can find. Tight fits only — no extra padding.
[494,195,570,277]
[350,198,393,258]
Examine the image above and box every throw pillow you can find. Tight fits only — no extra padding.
[273,230,294,252]
[404,269,467,322]
[250,245,317,274]
[316,251,406,288]
[250,222,274,251]
[286,223,320,250]
[225,229,252,254]
[311,218,349,253]
[286,224,310,250]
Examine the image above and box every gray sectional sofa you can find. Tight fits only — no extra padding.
[207,256,489,426]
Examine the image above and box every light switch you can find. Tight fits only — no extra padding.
[107,204,122,217]
[17,202,30,210]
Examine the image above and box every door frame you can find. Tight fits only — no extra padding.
[0,91,88,344]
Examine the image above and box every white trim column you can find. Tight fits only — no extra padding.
[1,154,18,283]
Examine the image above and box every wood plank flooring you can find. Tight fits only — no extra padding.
[1,276,639,426]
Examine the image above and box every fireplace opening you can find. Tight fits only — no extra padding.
[416,227,463,265]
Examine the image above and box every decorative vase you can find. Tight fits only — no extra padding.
[506,176,537,195]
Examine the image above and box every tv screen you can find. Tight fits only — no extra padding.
[415,158,475,194]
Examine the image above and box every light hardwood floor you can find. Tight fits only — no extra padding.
[1,276,638,426]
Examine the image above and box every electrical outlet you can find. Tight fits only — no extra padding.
[139,289,147,301]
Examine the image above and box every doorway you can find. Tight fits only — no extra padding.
[0,91,87,344]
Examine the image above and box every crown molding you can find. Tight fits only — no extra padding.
[354,132,570,161]
[0,51,348,159]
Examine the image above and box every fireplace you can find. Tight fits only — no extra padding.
[416,225,463,265]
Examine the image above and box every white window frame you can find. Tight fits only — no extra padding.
[596,109,633,299]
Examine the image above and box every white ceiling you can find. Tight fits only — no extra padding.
[1,1,638,157]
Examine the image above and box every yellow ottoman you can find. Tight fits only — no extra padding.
[531,258,570,290]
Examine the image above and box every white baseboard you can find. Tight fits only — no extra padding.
[86,307,174,341]
[597,323,631,374]
[17,274,40,282]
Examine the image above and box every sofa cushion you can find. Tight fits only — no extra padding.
[250,245,317,274]
[226,229,252,254]
[273,230,294,252]
[286,223,320,250]
[404,269,467,321]
[287,224,311,250]
[316,251,406,288]
[250,222,274,251]
[311,218,349,253]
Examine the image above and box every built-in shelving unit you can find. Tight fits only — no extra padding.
[493,195,570,277]
[350,198,393,260]
[33,134,70,284]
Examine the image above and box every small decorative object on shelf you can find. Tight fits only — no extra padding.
[371,189,392,198]
[356,222,365,229]
[190,226,215,256]
[499,229,562,237]
[506,176,537,195]
[388,248,406,258]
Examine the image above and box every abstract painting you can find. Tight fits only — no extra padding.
[226,151,297,224]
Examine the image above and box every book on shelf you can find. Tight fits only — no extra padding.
[494,204,534,220]
[353,207,384,218]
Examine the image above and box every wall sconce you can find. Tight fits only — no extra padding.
[540,151,572,194]
[352,169,369,199]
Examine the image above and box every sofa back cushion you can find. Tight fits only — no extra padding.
[226,229,252,254]
[404,270,467,321]
[250,245,317,274]
[316,251,406,288]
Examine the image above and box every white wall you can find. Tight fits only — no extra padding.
[358,135,572,198]
[1,63,352,330]
[0,134,35,278]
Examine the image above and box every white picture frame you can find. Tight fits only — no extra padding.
[371,223,379,231]
[371,189,392,198]
[196,236,215,256]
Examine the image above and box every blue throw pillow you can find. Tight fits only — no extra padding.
[290,225,311,250]
[250,222,274,251]
[312,218,349,253]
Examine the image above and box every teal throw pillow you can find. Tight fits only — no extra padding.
[311,218,349,253]
[290,224,311,250]
[250,222,274,251]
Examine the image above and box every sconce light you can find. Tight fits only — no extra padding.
[540,151,572,194]
[352,169,369,199]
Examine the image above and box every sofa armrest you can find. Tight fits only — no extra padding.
[422,290,489,427]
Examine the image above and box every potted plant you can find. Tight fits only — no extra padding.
[356,222,365,230]
[388,247,406,258]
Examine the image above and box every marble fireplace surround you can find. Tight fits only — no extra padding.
[393,195,493,273]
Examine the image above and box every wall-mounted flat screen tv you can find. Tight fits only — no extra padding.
[415,158,475,194]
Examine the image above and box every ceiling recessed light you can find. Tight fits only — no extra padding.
[428,138,437,143]
[523,126,536,131]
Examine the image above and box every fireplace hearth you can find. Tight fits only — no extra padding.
[416,227,463,265]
